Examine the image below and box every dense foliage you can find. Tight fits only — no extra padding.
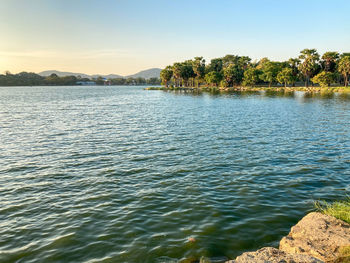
[0,72,161,86]
[312,72,335,87]
[160,49,350,88]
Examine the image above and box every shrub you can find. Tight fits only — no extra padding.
[312,71,335,87]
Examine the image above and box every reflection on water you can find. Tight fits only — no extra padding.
[167,89,350,103]
[303,91,335,100]
[0,86,349,263]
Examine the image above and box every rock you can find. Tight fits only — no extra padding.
[226,247,323,263]
[279,212,350,262]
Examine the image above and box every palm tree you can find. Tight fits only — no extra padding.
[338,56,350,86]
[160,66,173,88]
[298,49,320,88]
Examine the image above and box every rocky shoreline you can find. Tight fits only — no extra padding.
[225,212,350,263]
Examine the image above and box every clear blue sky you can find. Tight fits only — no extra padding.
[1,0,349,75]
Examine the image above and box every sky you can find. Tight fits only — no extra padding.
[1,0,350,75]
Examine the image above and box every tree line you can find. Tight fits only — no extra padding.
[0,72,161,86]
[160,49,350,89]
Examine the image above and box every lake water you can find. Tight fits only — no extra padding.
[0,86,349,263]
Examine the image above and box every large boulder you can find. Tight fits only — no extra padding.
[279,212,350,262]
[226,247,323,263]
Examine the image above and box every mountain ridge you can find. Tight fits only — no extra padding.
[38,68,162,79]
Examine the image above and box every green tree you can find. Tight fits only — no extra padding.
[220,79,229,88]
[125,77,135,85]
[223,64,243,87]
[95,76,105,85]
[110,78,125,85]
[207,58,223,73]
[45,73,60,85]
[61,75,77,85]
[298,49,320,88]
[340,53,350,58]
[180,61,195,87]
[238,56,252,70]
[260,61,281,87]
[242,67,261,86]
[321,52,339,72]
[205,71,222,87]
[135,77,145,85]
[256,57,270,70]
[312,71,335,87]
[221,55,251,86]
[172,63,183,87]
[192,57,205,88]
[147,78,161,85]
[277,68,295,87]
[288,58,301,85]
[222,54,238,66]
[338,56,350,86]
[160,66,173,88]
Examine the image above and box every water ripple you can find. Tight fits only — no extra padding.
[0,86,349,262]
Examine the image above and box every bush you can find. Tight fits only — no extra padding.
[312,71,335,87]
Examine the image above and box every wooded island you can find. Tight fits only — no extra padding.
[159,49,350,91]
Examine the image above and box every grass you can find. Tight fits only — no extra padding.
[146,85,350,93]
[315,198,350,224]
[144,86,163,90]
[315,199,350,262]
[337,246,350,263]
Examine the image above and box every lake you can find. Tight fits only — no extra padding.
[0,86,349,263]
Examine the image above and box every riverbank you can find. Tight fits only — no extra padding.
[224,200,350,263]
[224,213,350,263]
[145,86,350,93]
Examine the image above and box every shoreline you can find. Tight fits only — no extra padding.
[224,211,350,263]
[146,86,350,93]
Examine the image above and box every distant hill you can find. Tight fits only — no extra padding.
[38,68,162,79]
[38,70,93,79]
[90,74,123,79]
[126,68,161,79]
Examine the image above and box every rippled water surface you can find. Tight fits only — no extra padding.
[1,86,349,263]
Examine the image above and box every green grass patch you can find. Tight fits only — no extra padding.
[144,86,164,90]
[315,198,350,224]
[146,85,350,94]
